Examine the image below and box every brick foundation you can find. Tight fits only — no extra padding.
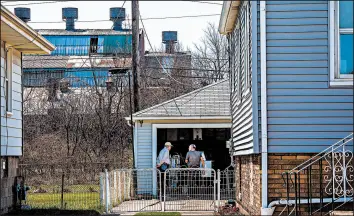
[268,153,317,215]
[1,156,19,214]
[234,154,261,215]
[234,153,321,215]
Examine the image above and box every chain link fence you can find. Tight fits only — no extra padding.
[19,163,121,212]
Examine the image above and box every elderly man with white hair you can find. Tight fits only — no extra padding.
[156,142,173,200]
[156,142,173,172]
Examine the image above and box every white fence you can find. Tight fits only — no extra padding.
[101,167,235,213]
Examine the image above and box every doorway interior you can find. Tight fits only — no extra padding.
[157,128,231,170]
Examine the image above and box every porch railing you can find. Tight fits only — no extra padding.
[282,133,354,215]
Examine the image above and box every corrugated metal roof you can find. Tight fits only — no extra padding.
[23,55,132,69]
[23,56,70,68]
[36,29,132,36]
[133,79,230,118]
[66,56,131,68]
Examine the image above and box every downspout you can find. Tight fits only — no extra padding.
[260,1,272,215]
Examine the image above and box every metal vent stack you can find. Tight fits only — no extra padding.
[162,31,177,54]
[110,7,126,31]
[14,7,31,23]
[62,7,78,31]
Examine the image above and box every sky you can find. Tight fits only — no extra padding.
[1,1,223,50]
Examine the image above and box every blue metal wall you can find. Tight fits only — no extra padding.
[259,1,353,153]
[44,35,132,56]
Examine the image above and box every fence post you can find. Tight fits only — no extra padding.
[105,169,110,213]
[61,172,64,209]
[217,169,221,208]
[99,172,104,207]
[163,171,166,212]
[113,170,117,205]
[118,171,121,203]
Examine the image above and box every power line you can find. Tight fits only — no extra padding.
[110,0,126,30]
[22,55,228,61]
[23,67,223,79]
[190,1,223,6]
[3,1,71,6]
[139,13,194,88]
[26,14,220,24]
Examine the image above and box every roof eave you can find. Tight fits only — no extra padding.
[1,5,55,53]
[218,1,241,35]
[125,116,232,122]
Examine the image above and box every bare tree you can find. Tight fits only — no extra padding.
[22,42,133,167]
[193,22,229,85]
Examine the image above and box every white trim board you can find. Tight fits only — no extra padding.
[125,116,231,121]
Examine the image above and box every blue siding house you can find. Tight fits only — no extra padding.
[219,1,353,215]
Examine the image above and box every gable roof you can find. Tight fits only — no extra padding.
[131,79,231,120]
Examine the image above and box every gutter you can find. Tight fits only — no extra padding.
[260,1,269,215]
[125,115,232,121]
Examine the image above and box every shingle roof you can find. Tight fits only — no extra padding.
[133,79,230,119]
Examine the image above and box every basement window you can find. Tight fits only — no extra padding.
[90,37,98,54]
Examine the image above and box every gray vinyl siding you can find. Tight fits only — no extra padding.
[136,123,152,168]
[263,1,353,153]
[1,50,23,156]
[230,1,254,155]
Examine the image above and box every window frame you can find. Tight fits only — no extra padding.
[5,47,13,114]
[329,1,353,87]
[243,0,251,96]
[236,21,241,106]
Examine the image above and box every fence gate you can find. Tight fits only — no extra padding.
[164,168,217,211]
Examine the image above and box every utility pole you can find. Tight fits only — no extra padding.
[132,0,140,112]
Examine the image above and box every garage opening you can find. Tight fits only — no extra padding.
[157,128,231,170]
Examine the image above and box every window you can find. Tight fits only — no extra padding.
[244,0,251,93]
[231,21,241,106]
[5,48,13,113]
[330,1,353,86]
[89,37,98,54]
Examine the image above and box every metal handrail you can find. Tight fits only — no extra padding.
[288,133,353,174]
[280,133,354,215]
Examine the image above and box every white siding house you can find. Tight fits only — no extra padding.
[1,5,54,213]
